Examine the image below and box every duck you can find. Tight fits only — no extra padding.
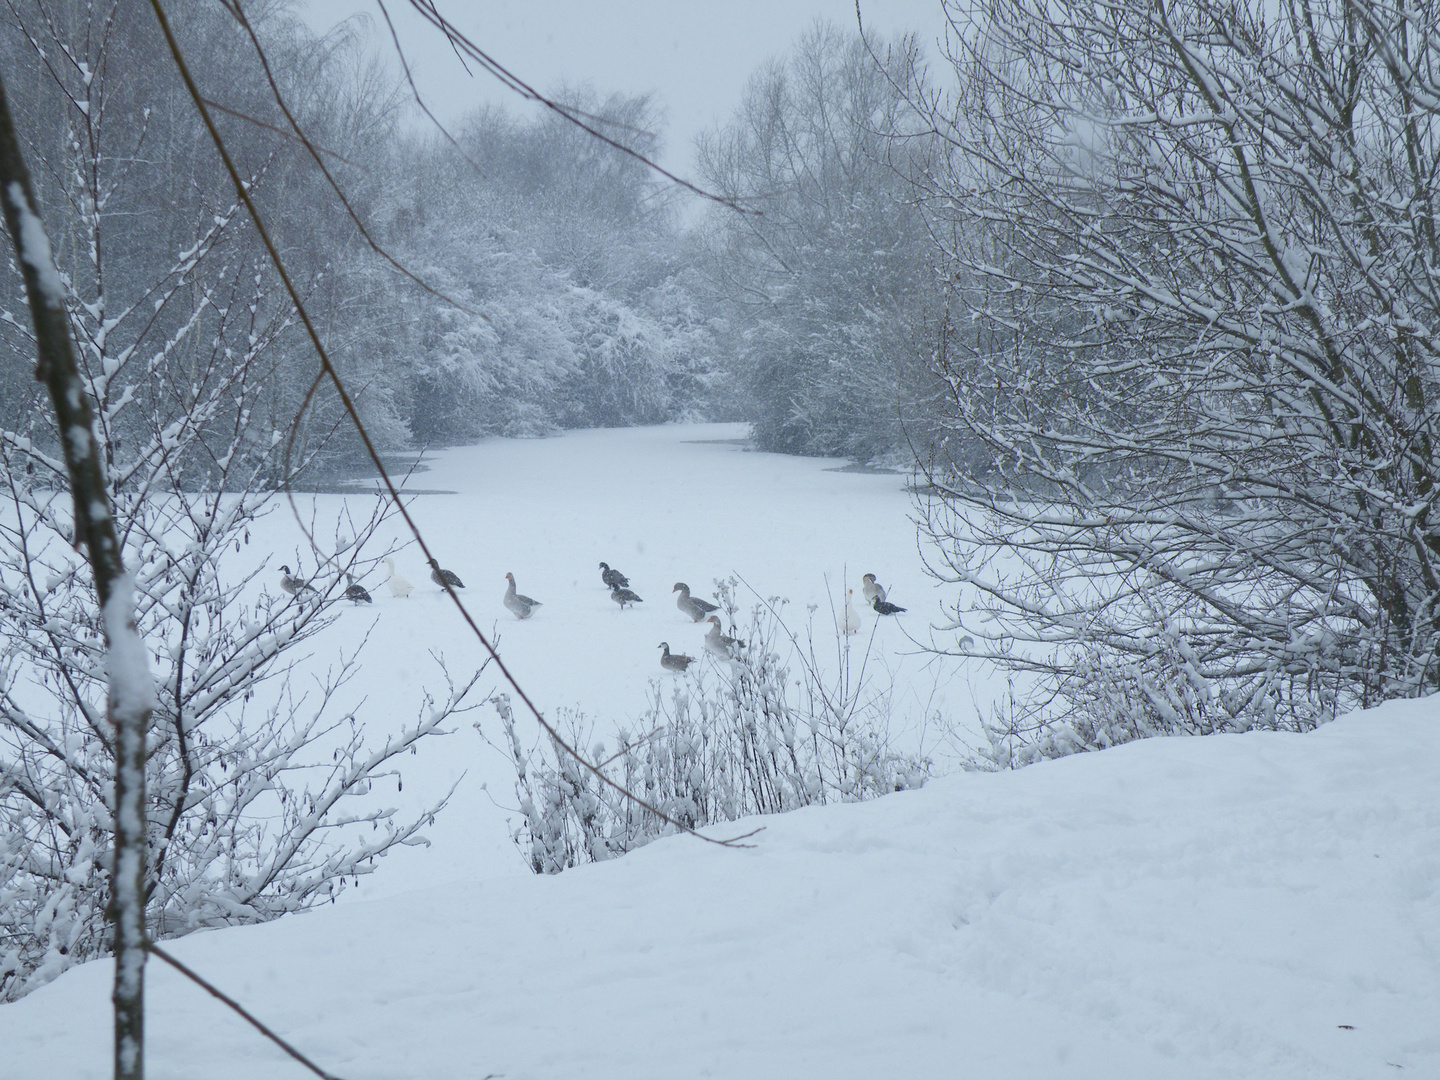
[872,595,907,616]
[658,642,696,672]
[428,558,465,590]
[343,573,373,604]
[279,565,317,598]
[861,573,887,606]
[610,584,644,610]
[703,615,745,660]
[840,589,861,635]
[504,572,542,620]
[673,582,720,622]
[598,561,630,589]
[381,556,413,598]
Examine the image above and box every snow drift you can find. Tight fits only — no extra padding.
[2,695,1435,1079]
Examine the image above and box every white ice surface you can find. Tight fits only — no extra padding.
[241,423,979,896]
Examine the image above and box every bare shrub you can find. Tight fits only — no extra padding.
[492,580,928,873]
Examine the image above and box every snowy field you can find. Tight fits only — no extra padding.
[2,696,1436,1078]
[3,424,1435,1078]
[222,422,984,895]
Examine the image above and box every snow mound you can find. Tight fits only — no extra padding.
[3,697,1436,1079]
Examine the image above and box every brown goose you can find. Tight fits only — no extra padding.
[673,582,719,622]
[610,585,644,610]
[504,572,541,620]
[599,561,630,589]
[658,642,696,672]
[703,615,745,660]
[428,558,465,590]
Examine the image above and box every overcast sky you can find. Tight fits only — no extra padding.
[300,0,950,189]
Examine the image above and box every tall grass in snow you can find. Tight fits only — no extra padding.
[492,580,929,873]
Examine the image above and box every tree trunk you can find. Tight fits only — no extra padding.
[0,70,151,1080]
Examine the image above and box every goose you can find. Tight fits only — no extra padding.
[381,557,413,598]
[872,595,906,616]
[610,584,644,610]
[343,573,373,604]
[279,565,317,598]
[840,589,861,635]
[658,642,696,672]
[704,615,745,660]
[428,558,465,590]
[598,561,630,589]
[673,582,720,622]
[861,573,887,606]
[504,572,541,620]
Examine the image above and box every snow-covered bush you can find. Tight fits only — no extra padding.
[0,1,485,1001]
[913,0,1440,756]
[494,582,928,873]
[387,93,722,445]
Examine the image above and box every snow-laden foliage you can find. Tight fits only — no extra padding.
[495,581,928,873]
[0,1,485,1001]
[696,23,943,462]
[379,94,724,445]
[911,0,1440,754]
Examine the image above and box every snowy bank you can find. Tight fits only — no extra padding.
[2,695,1436,1078]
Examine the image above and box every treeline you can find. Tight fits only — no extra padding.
[0,4,944,474]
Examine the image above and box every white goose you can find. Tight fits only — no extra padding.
[381,557,413,598]
[840,589,861,635]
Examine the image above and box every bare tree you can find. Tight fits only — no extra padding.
[696,21,939,461]
[911,0,1440,758]
[0,0,484,1007]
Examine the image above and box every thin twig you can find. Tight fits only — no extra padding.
[224,0,487,321]
[396,0,759,213]
[148,0,758,853]
[200,96,367,170]
[147,943,343,1080]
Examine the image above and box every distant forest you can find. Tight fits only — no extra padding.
[0,6,941,473]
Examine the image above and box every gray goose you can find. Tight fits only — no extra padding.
[504,572,541,620]
[279,565,317,598]
[598,561,630,589]
[344,573,373,604]
[428,558,465,590]
[673,582,719,622]
[861,573,887,606]
[658,642,696,672]
[703,615,745,660]
[610,585,644,610]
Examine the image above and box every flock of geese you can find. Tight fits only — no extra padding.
[278,557,906,672]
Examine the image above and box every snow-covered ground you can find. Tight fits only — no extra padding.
[230,423,984,894]
[3,695,1436,1078]
[4,425,1435,1078]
